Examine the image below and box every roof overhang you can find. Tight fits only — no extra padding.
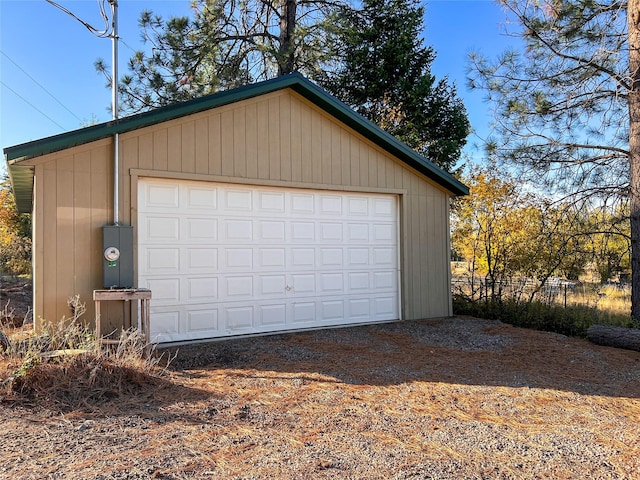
[4,73,468,213]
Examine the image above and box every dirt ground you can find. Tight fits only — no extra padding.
[1,314,640,479]
[0,277,33,326]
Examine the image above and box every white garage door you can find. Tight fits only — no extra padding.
[138,178,399,343]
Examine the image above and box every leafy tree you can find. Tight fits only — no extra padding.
[320,0,470,171]
[587,202,631,283]
[452,167,587,302]
[467,0,640,323]
[0,177,31,276]
[101,0,341,114]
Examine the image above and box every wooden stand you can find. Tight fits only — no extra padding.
[93,289,152,346]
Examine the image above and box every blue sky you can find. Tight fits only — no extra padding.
[0,0,518,175]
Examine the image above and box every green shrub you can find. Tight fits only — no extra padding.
[453,294,634,337]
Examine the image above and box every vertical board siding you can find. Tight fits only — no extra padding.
[279,94,292,182]
[34,89,454,330]
[233,106,247,177]
[208,114,222,175]
[195,117,209,175]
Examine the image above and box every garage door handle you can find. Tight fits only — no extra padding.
[285,285,292,292]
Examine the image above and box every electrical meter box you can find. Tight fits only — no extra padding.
[102,225,134,288]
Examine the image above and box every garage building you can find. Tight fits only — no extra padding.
[5,74,468,343]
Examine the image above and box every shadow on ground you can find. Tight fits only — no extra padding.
[162,317,640,398]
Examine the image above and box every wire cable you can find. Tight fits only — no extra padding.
[1,50,83,123]
[1,80,67,131]
[44,0,114,38]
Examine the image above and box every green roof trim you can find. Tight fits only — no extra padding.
[5,73,468,212]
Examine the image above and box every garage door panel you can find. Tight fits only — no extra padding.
[373,223,395,242]
[319,248,343,267]
[257,303,287,326]
[144,278,180,304]
[143,183,179,210]
[225,276,254,298]
[291,248,316,268]
[257,248,286,269]
[259,191,286,212]
[290,193,314,214]
[373,248,395,266]
[346,248,369,267]
[187,248,218,271]
[258,274,286,296]
[139,178,399,343]
[186,218,218,241]
[373,197,394,217]
[291,221,315,241]
[224,189,253,211]
[373,271,396,290]
[347,223,370,242]
[258,220,286,242]
[142,216,180,243]
[224,248,254,270]
[291,301,317,324]
[320,195,343,216]
[321,300,345,321]
[187,277,218,301]
[188,308,219,332]
[320,222,344,242]
[225,306,254,330]
[348,272,370,291]
[347,196,369,216]
[348,298,371,319]
[224,219,253,242]
[142,248,180,274]
[318,272,344,293]
[149,309,180,340]
[374,296,397,317]
[186,186,217,210]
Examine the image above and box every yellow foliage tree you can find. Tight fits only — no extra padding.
[0,177,31,276]
[452,168,587,302]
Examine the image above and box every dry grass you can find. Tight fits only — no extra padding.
[1,317,639,479]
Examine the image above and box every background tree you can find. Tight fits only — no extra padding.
[101,0,341,114]
[0,176,31,276]
[468,0,640,324]
[319,0,470,171]
[452,167,588,302]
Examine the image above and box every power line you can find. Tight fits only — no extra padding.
[1,81,67,131]
[1,50,83,123]
[44,0,113,38]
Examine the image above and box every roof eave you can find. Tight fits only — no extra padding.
[4,73,468,213]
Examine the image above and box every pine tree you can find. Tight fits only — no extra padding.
[320,0,470,171]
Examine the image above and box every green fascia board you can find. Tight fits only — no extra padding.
[5,73,468,213]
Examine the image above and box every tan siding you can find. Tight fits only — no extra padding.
[32,87,456,332]
[233,107,247,177]
[269,97,281,180]
[153,130,168,171]
[195,117,209,175]
[256,100,270,180]
[42,161,58,324]
[181,121,196,173]
[290,97,302,182]
[300,103,313,184]
[34,165,44,329]
[56,157,75,321]
[279,95,292,181]
[245,103,258,178]
[73,151,92,304]
[167,125,182,172]
[208,114,222,175]
[138,132,153,170]
[311,109,322,184]
[221,110,234,176]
